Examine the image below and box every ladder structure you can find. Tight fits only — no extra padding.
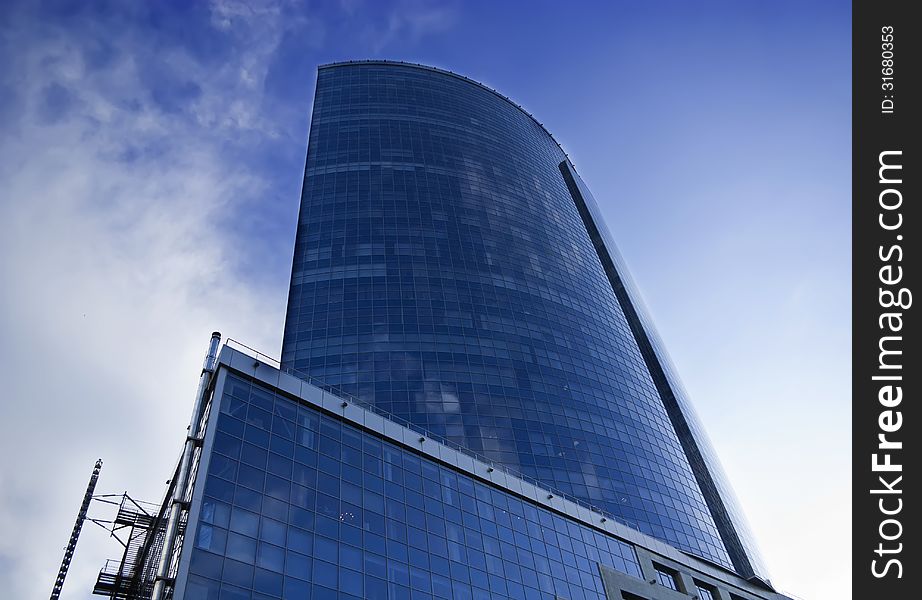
[50,458,103,600]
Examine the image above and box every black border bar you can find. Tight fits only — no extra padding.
[853,1,918,597]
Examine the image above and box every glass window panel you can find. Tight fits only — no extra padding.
[225,532,257,563]
[257,541,285,572]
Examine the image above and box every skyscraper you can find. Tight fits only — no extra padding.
[93,61,792,600]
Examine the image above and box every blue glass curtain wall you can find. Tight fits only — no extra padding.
[181,374,643,600]
[281,62,729,566]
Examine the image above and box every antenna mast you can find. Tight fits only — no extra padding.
[50,458,103,600]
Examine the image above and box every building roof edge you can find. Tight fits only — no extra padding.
[317,60,575,169]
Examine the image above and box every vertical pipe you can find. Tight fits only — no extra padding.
[50,459,103,600]
[150,332,221,600]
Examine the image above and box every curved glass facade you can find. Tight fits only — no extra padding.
[282,62,730,566]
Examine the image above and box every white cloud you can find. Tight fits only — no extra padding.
[362,0,458,53]
[0,4,294,598]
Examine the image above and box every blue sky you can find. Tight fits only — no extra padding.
[0,1,850,599]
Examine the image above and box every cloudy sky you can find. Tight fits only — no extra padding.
[0,1,849,599]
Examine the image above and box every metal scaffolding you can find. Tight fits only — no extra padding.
[91,490,173,600]
[87,332,222,600]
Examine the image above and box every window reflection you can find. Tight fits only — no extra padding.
[184,374,646,598]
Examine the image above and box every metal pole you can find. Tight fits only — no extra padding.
[151,332,221,600]
[50,458,103,600]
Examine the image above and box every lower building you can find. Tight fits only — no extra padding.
[93,336,792,600]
